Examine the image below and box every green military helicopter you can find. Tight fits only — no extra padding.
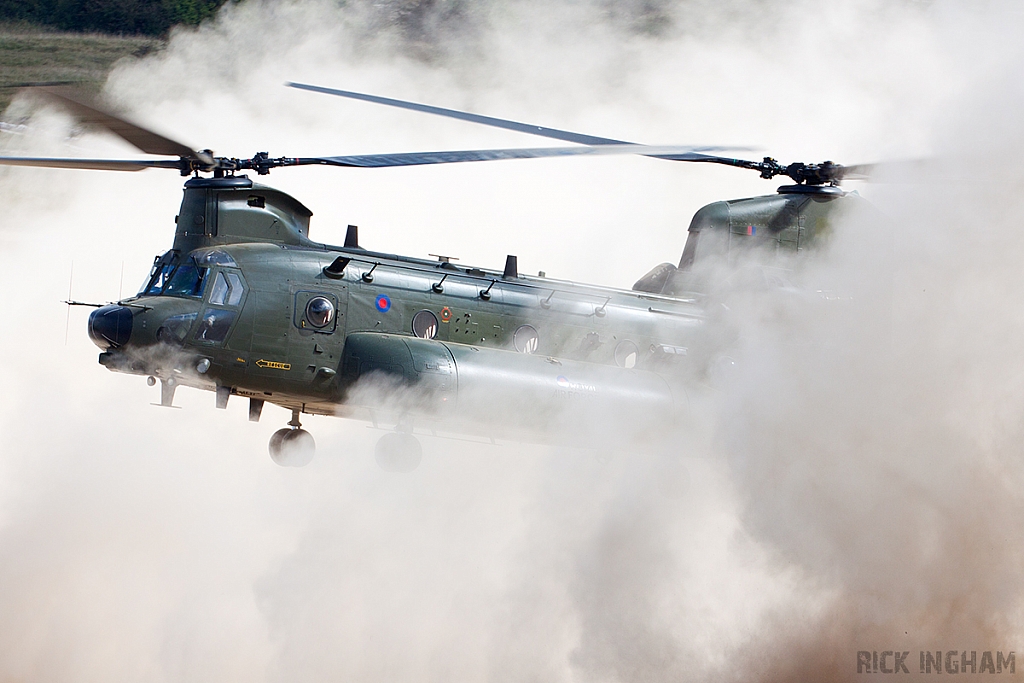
[0,84,876,470]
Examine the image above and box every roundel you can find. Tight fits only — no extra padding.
[440,306,452,322]
[375,294,391,312]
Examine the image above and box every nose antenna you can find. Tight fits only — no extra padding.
[64,261,73,346]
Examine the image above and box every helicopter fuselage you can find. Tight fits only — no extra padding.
[88,176,706,444]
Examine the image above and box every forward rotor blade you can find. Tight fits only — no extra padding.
[288,82,752,165]
[0,156,181,171]
[287,81,630,146]
[302,144,723,169]
[31,86,198,159]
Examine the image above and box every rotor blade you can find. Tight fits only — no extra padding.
[287,81,631,146]
[839,162,898,181]
[650,152,758,165]
[0,156,181,171]
[618,151,780,175]
[839,159,934,182]
[1,80,81,89]
[30,86,198,158]
[837,163,873,180]
[300,144,725,169]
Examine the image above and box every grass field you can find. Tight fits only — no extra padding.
[0,23,162,112]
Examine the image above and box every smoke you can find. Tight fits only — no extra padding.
[2,0,1024,681]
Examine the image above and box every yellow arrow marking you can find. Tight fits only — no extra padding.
[256,359,291,370]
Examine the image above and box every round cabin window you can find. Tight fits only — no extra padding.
[305,296,335,328]
[412,310,439,339]
[513,325,539,354]
[614,340,639,369]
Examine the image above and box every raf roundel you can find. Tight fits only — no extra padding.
[375,294,391,313]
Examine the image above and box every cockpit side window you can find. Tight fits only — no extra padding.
[143,264,174,295]
[209,271,244,306]
[140,251,174,295]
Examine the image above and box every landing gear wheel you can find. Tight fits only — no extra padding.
[375,432,422,473]
[269,428,315,467]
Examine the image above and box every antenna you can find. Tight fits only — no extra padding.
[344,225,360,249]
[64,261,74,346]
[479,280,497,300]
[503,255,518,279]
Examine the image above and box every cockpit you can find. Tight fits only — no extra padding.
[139,249,238,299]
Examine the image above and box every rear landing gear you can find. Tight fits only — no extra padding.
[269,410,315,467]
[375,432,422,472]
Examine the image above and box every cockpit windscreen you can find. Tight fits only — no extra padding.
[140,251,208,298]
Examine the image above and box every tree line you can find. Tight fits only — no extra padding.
[0,0,233,36]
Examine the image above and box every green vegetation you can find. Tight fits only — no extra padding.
[0,1,230,37]
[0,24,163,111]
[0,1,236,110]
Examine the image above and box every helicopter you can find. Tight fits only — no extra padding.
[0,84,877,470]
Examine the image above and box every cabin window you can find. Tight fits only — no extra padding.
[305,296,335,328]
[209,271,245,306]
[194,309,237,343]
[513,325,539,354]
[294,292,338,333]
[614,340,639,369]
[412,310,438,339]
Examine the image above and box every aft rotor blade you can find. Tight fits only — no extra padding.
[302,144,724,168]
[836,163,873,181]
[30,86,198,159]
[287,81,631,146]
[0,156,181,171]
[628,152,859,184]
[838,159,933,182]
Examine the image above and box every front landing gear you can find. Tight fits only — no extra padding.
[269,410,315,467]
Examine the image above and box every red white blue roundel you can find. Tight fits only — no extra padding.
[375,294,391,312]
[556,375,571,388]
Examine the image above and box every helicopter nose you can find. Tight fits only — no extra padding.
[88,305,133,349]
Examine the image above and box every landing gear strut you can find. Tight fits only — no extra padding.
[269,409,315,467]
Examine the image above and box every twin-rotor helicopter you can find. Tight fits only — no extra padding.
[0,83,878,470]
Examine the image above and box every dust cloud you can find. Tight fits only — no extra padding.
[1,1,1023,681]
